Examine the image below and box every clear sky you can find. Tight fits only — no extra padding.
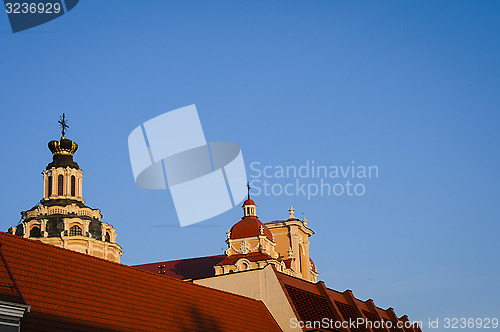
[1,1,499,329]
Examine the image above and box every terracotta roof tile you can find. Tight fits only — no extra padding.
[0,232,281,332]
[133,255,226,280]
[362,309,387,332]
[284,284,339,324]
[335,301,368,332]
[275,271,422,332]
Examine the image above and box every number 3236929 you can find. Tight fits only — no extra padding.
[5,2,61,14]
[443,318,498,329]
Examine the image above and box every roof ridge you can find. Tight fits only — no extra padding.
[0,232,267,305]
[133,253,226,266]
[275,269,318,285]
[275,269,401,317]
[0,231,128,268]
[0,243,25,304]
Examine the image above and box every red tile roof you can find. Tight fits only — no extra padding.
[133,255,226,280]
[275,271,422,332]
[0,232,282,332]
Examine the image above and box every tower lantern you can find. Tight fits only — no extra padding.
[242,182,257,217]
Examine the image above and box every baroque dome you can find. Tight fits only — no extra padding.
[230,216,273,241]
[242,198,256,206]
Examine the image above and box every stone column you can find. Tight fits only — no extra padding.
[78,172,83,197]
[65,168,70,196]
[42,172,47,199]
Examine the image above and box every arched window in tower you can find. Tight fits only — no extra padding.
[30,226,41,238]
[69,225,82,236]
[71,175,76,196]
[58,174,64,196]
[105,232,111,242]
[47,176,52,197]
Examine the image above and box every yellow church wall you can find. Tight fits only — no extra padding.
[194,265,298,332]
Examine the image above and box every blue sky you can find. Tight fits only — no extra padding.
[1,1,499,329]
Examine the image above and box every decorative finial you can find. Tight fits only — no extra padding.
[247,181,251,199]
[226,229,231,238]
[288,206,295,219]
[259,225,264,235]
[58,113,69,137]
[302,217,308,226]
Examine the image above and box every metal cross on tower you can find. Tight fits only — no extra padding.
[58,113,69,137]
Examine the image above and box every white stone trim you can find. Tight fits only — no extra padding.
[0,300,30,320]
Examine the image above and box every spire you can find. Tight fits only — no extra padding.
[242,183,257,217]
[47,114,79,170]
[58,113,69,138]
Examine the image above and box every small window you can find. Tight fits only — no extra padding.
[71,175,76,196]
[105,232,111,242]
[69,225,82,236]
[58,175,64,196]
[47,176,52,196]
[30,227,41,238]
[299,245,304,274]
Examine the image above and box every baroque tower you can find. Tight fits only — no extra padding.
[8,114,123,262]
[215,184,318,282]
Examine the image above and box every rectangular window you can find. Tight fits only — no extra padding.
[47,176,52,197]
[71,176,76,196]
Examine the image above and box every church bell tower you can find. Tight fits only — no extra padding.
[8,114,123,263]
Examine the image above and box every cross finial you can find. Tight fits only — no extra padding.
[58,113,69,137]
[288,206,295,219]
[247,181,251,199]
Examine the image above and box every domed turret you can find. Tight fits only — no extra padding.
[242,183,257,217]
[230,183,272,240]
[216,184,317,281]
[8,114,123,263]
[46,114,79,170]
